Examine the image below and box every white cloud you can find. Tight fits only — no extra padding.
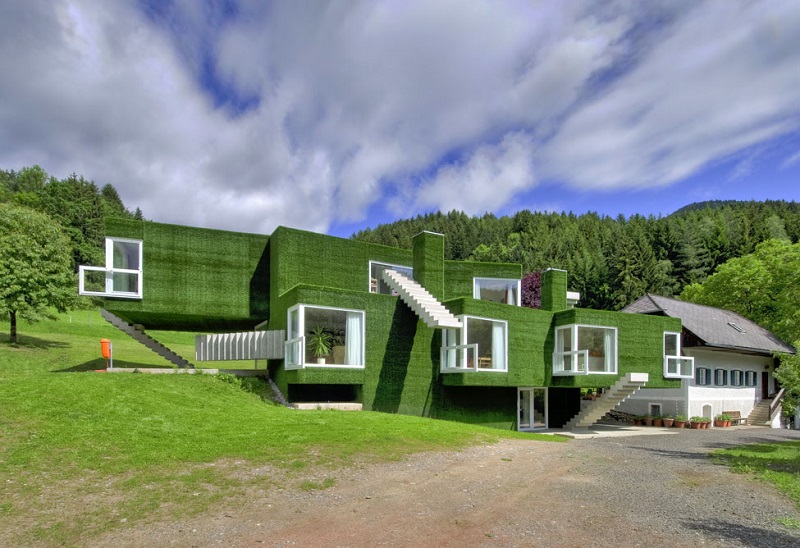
[407,133,536,215]
[0,1,798,234]
[540,0,800,190]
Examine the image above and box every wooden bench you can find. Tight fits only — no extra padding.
[723,410,747,426]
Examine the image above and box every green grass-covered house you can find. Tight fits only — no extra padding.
[79,219,687,430]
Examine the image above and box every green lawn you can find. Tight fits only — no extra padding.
[714,441,800,528]
[0,309,558,545]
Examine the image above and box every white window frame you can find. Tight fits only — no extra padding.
[368,261,413,294]
[552,324,617,376]
[78,237,143,299]
[663,331,694,378]
[440,315,508,372]
[284,304,366,370]
[473,277,521,306]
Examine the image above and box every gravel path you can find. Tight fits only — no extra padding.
[90,426,800,547]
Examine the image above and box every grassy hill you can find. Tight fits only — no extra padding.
[0,310,556,545]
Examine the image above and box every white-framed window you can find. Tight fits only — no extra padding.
[745,370,758,387]
[78,237,143,299]
[553,324,617,375]
[441,315,507,372]
[731,370,743,386]
[695,367,711,386]
[285,304,365,370]
[369,261,413,294]
[663,332,694,378]
[714,368,728,386]
[473,278,521,306]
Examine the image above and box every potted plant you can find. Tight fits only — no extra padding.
[644,414,653,426]
[690,416,703,429]
[653,415,663,427]
[307,325,333,364]
[634,415,645,426]
[662,415,674,427]
[714,413,731,428]
[702,417,712,429]
[674,414,687,428]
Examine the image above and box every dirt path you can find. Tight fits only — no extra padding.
[87,430,800,548]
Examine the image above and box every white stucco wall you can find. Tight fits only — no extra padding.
[616,348,775,424]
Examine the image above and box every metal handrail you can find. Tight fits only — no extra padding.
[769,387,786,420]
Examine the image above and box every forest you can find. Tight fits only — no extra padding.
[352,201,800,311]
[0,165,141,272]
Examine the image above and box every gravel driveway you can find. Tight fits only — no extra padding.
[92,426,800,548]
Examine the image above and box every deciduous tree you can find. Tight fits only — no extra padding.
[0,204,76,344]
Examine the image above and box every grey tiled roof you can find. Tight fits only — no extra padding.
[622,294,795,355]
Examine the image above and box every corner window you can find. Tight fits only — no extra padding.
[553,325,617,375]
[714,369,728,386]
[695,367,711,386]
[285,305,365,370]
[663,332,694,378]
[78,238,143,298]
[473,278,521,306]
[441,316,507,372]
[369,261,412,294]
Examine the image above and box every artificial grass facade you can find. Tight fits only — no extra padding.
[96,220,684,430]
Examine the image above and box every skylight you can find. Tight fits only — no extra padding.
[728,322,746,334]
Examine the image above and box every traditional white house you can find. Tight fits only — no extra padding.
[619,294,795,428]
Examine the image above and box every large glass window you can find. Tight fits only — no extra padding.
[553,325,617,375]
[78,237,143,298]
[473,278,520,306]
[285,305,365,370]
[663,332,694,378]
[441,316,507,372]
[369,261,413,294]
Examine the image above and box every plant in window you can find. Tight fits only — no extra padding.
[307,325,333,364]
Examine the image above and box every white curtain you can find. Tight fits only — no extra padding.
[506,286,516,306]
[604,329,614,372]
[491,321,505,370]
[345,312,362,365]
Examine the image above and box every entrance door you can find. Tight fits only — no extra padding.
[518,388,547,431]
[762,371,769,399]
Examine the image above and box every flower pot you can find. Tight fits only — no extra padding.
[634,419,643,426]
[645,418,653,426]
[725,420,731,427]
[714,419,725,428]
[663,418,674,427]
[690,421,702,429]
[703,421,710,429]
[674,421,686,428]
[654,419,663,427]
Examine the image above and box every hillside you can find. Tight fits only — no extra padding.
[352,200,800,310]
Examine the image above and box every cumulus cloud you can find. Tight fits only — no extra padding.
[0,0,798,234]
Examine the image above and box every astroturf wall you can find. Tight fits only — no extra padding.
[102,219,269,331]
[551,308,683,389]
[443,261,522,301]
[541,268,568,311]
[413,231,445,300]
[269,226,413,298]
[440,298,553,388]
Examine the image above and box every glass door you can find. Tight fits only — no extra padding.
[518,388,547,431]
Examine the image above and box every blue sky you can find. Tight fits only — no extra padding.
[1,1,798,238]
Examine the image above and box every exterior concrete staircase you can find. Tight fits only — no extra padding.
[564,372,649,430]
[382,270,462,329]
[101,309,195,369]
[746,397,776,427]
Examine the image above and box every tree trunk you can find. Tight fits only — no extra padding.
[10,310,16,344]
